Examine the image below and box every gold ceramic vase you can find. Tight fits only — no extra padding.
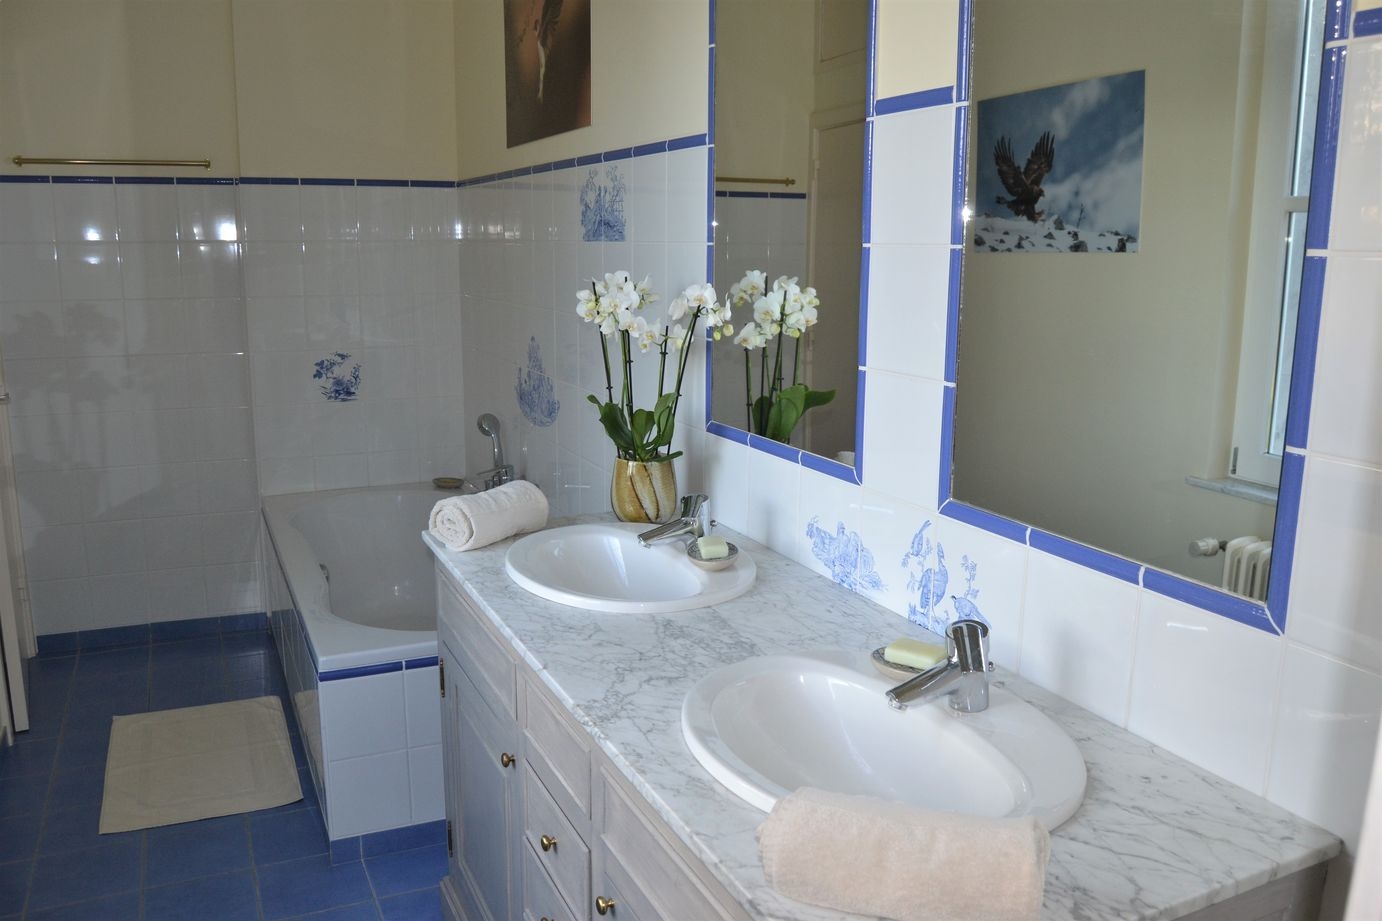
[610,457,678,523]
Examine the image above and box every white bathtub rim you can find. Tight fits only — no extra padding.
[263,484,444,673]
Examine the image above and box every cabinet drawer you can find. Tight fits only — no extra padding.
[596,769,743,921]
[523,675,592,819]
[522,842,578,921]
[438,568,516,719]
[523,764,590,915]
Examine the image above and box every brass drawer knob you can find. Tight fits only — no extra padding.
[500,752,515,768]
[596,896,616,915]
[539,834,557,852]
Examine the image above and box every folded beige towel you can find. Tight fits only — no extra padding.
[758,788,1050,921]
[429,480,549,551]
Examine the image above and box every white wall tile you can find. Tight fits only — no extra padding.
[52,182,117,242]
[326,750,413,838]
[23,524,88,581]
[869,107,955,246]
[1267,645,1382,851]
[404,666,442,748]
[190,297,247,353]
[205,561,260,614]
[1128,593,1283,793]
[84,520,146,575]
[1019,551,1138,725]
[146,566,208,622]
[238,185,302,242]
[119,243,182,299]
[177,184,238,242]
[796,465,867,576]
[743,448,800,556]
[0,300,66,357]
[0,183,55,243]
[301,185,358,241]
[934,514,1029,669]
[57,243,123,300]
[88,572,149,627]
[860,371,944,506]
[28,578,94,633]
[856,492,931,618]
[1286,456,1382,671]
[180,242,241,298]
[865,244,951,380]
[0,244,60,301]
[242,242,305,298]
[115,184,180,242]
[408,745,445,823]
[143,515,206,570]
[202,511,260,564]
[666,148,710,244]
[1330,38,1382,251]
[320,671,408,760]
[259,457,316,496]
[1309,254,1382,466]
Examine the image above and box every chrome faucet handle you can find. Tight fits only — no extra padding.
[948,619,993,674]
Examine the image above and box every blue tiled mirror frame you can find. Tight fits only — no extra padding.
[703,0,1357,636]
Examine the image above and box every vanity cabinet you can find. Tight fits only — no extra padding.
[438,566,751,921]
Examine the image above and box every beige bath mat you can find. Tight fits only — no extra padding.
[99,696,302,834]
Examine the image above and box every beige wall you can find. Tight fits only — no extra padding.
[0,0,241,177]
[952,0,1278,581]
[233,0,457,179]
[875,0,958,100]
[453,0,706,178]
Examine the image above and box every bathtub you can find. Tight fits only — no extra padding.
[262,484,459,842]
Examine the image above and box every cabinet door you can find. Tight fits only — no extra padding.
[454,649,522,921]
[440,642,465,898]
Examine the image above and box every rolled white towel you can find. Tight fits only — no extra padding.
[758,787,1050,921]
[429,480,549,552]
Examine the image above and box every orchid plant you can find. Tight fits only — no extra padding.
[578,271,730,463]
[725,270,835,443]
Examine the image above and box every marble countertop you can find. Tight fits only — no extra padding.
[424,520,1340,921]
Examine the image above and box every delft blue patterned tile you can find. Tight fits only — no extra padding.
[379,888,443,921]
[516,337,559,427]
[27,840,140,911]
[363,845,448,898]
[251,808,328,865]
[580,164,626,241]
[257,855,373,920]
[805,517,885,593]
[144,870,258,921]
[313,352,362,402]
[146,815,252,887]
[901,519,991,636]
[26,891,140,921]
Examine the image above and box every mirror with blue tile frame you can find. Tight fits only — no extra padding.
[706,0,872,474]
[943,0,1340,631]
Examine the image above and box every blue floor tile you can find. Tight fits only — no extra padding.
[251,808,329,865]
[0,771,51,819]
[258,855,373,920]
[0,811,41,863]
[361,820,445,857]
[379,887,444,921]
[148,681,229,711]
[26,840,140,911]
[38,805,139,856]
[144,870,259,921]
[146,815,252,887]
[282,903,381,921]
[0,860,28,916]
[26,891,140,921]
[0,736,57,778]
[72,646,150,679]
[43,767,106,817]
[364,845,448,898]
[54,728,110,769]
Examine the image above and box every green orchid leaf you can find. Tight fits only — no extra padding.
[765,385,808,442]
[803,387,836,410]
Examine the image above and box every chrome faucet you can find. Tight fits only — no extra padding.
[473,413,514,490]
[885,620,995,712]
[637,494,710,547]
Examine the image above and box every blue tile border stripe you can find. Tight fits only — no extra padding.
[1284,255,1326,450]
[714,190,808,200]
[1357,7,1382,36]
[1028,529,1143,584]
[940,499,1030,544]
[318,661,403,682]
[403,656,439,670]
[456,133,709,188]
[1142,569,1278,634]
[873,86,954,117]
[1305,47,1345,251]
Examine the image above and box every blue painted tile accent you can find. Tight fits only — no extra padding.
[1305,47,1345,251]
[78,624,150,651]
[0,860,29,915]
[330,837,362,865]
[1266,451,1307,632]
[26,891,140,921]
[146,816,252,887]
[0,174,50,183]
[857,246,871,369]
[800,450,857,482]
[951,106,969,246]
[319,661,403,682]
[1142,569,1276,634]
[717,189,771,199]
[361,820,447,857]
[114,176,174,184]
[955,0,973,102]
[1285,255,1326,450]
[632,140,667,158]
[0,810,41,863]
[251,808,328,865]
[27,840,141,911]
[144,870,259,921]
[706,420,749,445]
[302,177,355,186]
[1333,0,1354,39]
[404,656,439,670]
[861,118,874,244]
[707,43,717,148]
[380,888,443,921]
[604,147,634,162]
[412,179,455,188]
[769,191,807,200]
[873,86,953,116]
[529,162,555,174]
[851,367,867,484]
[1028,529,1142,584]
[1357,6,1382,35]
[937,386,957,508]
[667,133,709,151]
[364,845,449,898]
[176,177,237,185]
[257,854,374,920]
[747,434,801,464]
[575,152,603,167]
[238,177,277,185]
[944,248,963,383]
[51,176,113,184]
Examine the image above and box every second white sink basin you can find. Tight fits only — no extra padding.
[682,648,1087,829]
[505,522,757,613]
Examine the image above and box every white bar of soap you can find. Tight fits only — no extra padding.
[696,535,730,560]
[882,637,947,670]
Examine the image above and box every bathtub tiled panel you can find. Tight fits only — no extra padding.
[242,182,468,495]
[0,177,262,637]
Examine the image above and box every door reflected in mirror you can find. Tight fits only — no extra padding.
[709,0,868,463]
[952,0,1325,594]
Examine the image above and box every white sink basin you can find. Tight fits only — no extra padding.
[682,649,1086,829]
[505,522,757,614]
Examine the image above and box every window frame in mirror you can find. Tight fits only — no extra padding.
[702,0,876,485]
[937,0,1349,635]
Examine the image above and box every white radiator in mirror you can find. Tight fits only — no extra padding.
[1189,536,1272,601]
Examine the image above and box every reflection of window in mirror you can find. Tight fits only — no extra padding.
[710,0,867,462]
[1229,0,1325,486]
[953,0,1326,592]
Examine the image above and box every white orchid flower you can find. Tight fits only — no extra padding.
[666,322,689,350]
[683,283,717,312]
[598,315,618,336]
[576,289,601,322]
[733,270,766,306]
[734,321,768,350]
[753,290,784,327]
[772,275,798,293]
[667,296,689,322]
[637,324,662,353]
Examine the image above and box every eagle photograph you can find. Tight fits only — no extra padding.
[972,71,1145,253]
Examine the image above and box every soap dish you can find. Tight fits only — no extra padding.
[432,476,468,490]
[687,541,739,571]
[870,646,928,681]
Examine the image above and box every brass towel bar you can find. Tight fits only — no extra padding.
[715,174,796,187]
[11,156,212,170]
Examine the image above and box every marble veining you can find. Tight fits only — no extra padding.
[425,520,1338,921]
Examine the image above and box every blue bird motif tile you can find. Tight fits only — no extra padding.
[313,353,361,402]
[805,517,885,593]
[516,337,559,427]
[580,164,626,242]
[902,521,988,634]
